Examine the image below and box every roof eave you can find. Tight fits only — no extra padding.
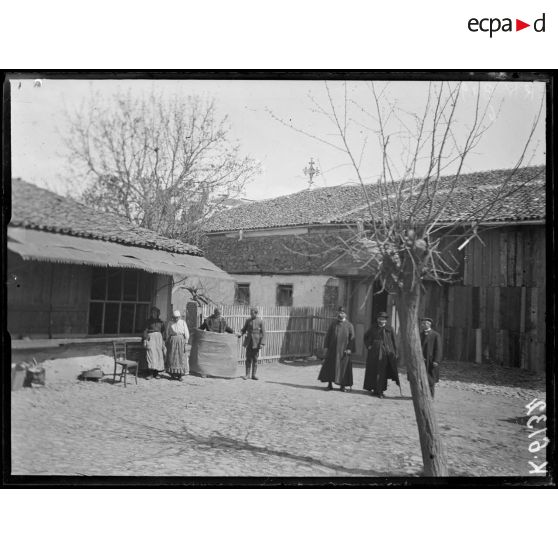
[204,217,545,235]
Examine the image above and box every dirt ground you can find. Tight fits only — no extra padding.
[11,356,548,478]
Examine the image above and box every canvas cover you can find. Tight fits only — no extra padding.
[8,227,232,281]
[189,329,240,378]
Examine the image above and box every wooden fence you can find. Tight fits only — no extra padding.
[188,304,337,363]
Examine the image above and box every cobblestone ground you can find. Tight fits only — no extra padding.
[11,358,547,477]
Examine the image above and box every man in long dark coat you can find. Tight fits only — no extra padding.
[318,307,355,392]
[238,308,265,380]
[420,317,442,398]
[363,311,400,398]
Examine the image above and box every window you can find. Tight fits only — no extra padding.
[88,269,154,335]
[276,284,293,306]
[235,282,250,305]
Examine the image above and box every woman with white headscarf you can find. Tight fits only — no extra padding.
[165,309,190,381]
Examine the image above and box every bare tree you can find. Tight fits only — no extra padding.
[272,81,545,476]
[62,91,260,244]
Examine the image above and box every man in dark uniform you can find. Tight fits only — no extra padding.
[318,307,355,392]
[200,308,234,334]
[363,311,400,398]
[238,308,265,380]
[420,317,442,398]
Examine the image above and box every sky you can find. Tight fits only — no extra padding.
[10,78,546,201]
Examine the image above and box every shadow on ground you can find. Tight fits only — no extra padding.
[266,380,413,400]
[418,361,545,391]
[279,359,322,367]
[132,421,409,477]
[500,415,530,426]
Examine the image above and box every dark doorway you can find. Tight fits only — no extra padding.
[371,284,388,324]
[348,279,388,363]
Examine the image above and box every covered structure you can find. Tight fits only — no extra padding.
[8,179,232,361]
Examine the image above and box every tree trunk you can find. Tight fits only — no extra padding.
[397,283,448,476]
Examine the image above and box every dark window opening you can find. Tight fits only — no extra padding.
[235,283,251,305]
[276,284,293,307]
[91,268,107,300]
[88,269,154,335]
[323,285,339,309]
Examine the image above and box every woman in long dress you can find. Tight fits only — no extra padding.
[165,309,190,381]
[143,323,166,379]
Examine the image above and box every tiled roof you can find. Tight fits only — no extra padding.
[203,166,545,232]
[347,180,546,224]
[10,179,203,256]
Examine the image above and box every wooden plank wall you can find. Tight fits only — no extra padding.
[195,304,337,362]
[7,254,91,338]
[435,225,545,372]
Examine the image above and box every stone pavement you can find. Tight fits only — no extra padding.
[11,358,547,477]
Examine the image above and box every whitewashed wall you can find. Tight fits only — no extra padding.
[229,274,346,307]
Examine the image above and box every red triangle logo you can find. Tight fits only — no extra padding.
[516,19,530,31]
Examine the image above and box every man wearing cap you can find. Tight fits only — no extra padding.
[420,317,442,398]
[363,311,400,398]
[238,308,265,380]
[318,306,355,392]
[200,308,234,334]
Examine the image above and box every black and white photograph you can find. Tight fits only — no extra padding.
[4,72,553,484]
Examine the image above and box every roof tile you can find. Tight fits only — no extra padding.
[10,179,203,256]
[204,166,545,232]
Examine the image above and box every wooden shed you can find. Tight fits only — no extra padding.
[202,166,546,372]
[420,224,546,372]
[8,179,232,362]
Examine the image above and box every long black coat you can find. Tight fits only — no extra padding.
[420,329,442,386]
[318,320,355,387]
[363,325,400,392]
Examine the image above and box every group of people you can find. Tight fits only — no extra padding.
[143,304,442,397]
[318,307,442,398]
[199,306,265,380]
[143,307,190,381]
[142,306,266,382]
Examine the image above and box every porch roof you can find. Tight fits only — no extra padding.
[8,226,233,282]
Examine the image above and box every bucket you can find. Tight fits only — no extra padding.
[20,359,46,387]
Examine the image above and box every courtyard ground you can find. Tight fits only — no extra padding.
[11,357,548,478]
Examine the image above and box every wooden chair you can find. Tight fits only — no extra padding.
[112,341,138,387]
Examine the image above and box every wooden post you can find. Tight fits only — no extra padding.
[520,286,527,369]
[310,309,315,356]
[48,264,55,339]
[475,328,482,364]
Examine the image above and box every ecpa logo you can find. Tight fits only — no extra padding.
[468,13,546,37]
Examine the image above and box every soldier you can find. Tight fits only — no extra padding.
[420,317,442,398]
[238,308,266,380]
